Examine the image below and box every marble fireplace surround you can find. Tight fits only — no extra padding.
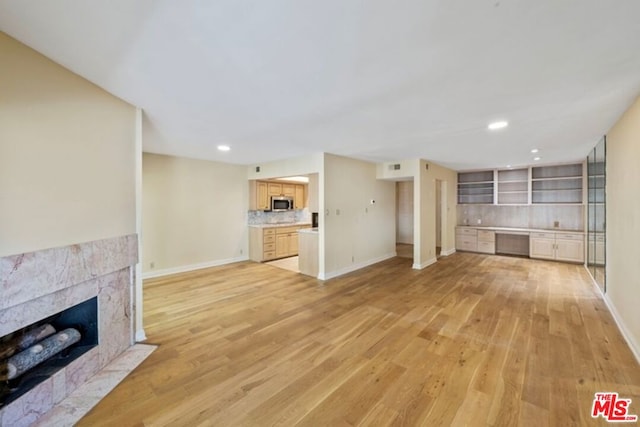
[0,234,138,426]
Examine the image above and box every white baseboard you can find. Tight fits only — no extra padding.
[440,248,456,256]
[319,252,396,280]
[135,329,147,342]
[586,267,640,365]
[142,256,249,279]
[412,257,437,270]
[602,293,640,366]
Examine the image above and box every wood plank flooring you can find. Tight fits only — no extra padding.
[78,253,640,426]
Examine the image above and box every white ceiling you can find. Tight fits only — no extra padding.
[2,1,640,170]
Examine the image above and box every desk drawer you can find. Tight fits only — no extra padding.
[456,236,477,252]
[477,230,495,242]
[531,232,555,239]
[477,241,495,254]
[457,228,478,236]
[556,233,583,241]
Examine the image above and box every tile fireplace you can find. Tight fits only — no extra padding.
[0,234,138,426]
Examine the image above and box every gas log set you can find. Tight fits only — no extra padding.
[1,324,82,404]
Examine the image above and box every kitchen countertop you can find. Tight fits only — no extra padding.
[248,222,312,228]
[456,225,584,234]
[298,227,318,234]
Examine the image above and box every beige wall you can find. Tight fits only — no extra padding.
[415,160,457,267]
[142,153,248,274]
[606,95,640,360]
[322,154,396,278]
[396,181,414,244]
[0,32,136,257]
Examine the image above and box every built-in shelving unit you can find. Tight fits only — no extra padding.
[457,171,494,204]
[531,163,583,204]
[457,162,584,205]
[497,168,528,205]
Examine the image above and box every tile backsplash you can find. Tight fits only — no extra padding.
[248,208,311,225]
[457,205,584,231]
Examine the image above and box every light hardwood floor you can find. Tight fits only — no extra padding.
[78,253,640,426]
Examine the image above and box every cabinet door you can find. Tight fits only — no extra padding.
[530,237,555,260]
[268,183,283,196]
[257,182,269,210]
[289,232,299,256]
[556,238,584,263]
[294,184,305,209]
[282,183,295,197]
[275,234,289,258]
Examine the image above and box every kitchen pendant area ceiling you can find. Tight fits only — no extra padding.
[1,1,640,170]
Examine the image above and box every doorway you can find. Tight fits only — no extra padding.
[396,180,414,260]
[435,179,446,257]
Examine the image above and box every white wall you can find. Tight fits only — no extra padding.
[605,94,640,361]
[0,32,136,257]
[142,153,248,276]
[247,153,323,180]
[322,154,396,279]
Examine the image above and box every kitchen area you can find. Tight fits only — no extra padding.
[247,174,320,277]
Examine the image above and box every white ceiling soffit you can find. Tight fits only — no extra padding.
[2,1,640,170]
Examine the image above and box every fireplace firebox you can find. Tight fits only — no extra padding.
[0,297,98,407]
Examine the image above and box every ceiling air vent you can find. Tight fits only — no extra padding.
[388,163,401,171]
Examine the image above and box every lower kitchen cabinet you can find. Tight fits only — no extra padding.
[249,225,309,262]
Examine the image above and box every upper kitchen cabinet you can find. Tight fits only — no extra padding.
[249,180,308,210]
[268,182,283,196]
[294,184,305,209]
[457,171,494,204]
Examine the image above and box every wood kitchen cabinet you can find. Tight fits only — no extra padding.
[251,180,308,210]
[268,183,283,196]
[282,183,295,197]
[294,184,305,209]
[249,225,309,262]
[275,226,300,258]
[256,181,269,210]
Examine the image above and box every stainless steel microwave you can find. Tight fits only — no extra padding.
[271,196,294,211]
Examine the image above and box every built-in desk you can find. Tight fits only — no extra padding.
[456,226,584,263]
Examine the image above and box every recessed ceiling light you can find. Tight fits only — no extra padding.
[531,148,539,153]
[534,157,541,161]
[488,121,508,130]
[217,145,230,152]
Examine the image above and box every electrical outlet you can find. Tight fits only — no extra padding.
[240,249,243,255]
[554,221,560,228]
[477,219,482,224]
[150,262,155,269]
[336,209,340,215]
